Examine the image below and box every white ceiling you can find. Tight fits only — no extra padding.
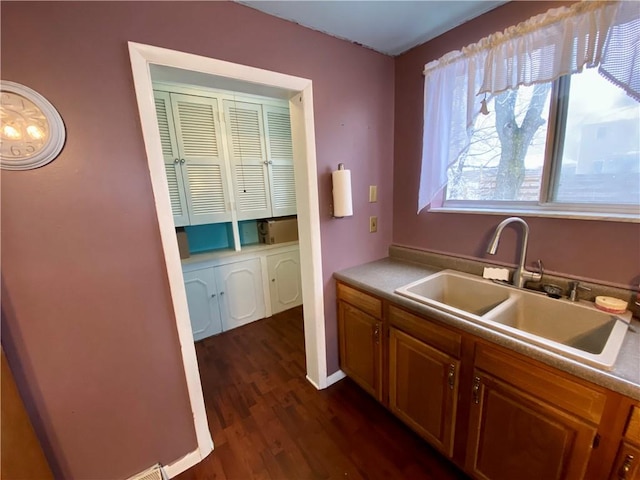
[237,1,507,56]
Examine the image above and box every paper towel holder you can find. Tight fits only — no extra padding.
[331,163,353,218]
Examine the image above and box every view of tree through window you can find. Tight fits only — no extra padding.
[445,68,640,209]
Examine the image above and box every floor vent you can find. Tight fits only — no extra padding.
[127,464,167,480]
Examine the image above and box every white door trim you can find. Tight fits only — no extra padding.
[127,42,327,477]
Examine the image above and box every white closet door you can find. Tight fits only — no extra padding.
[215,258,265,331]
[264,105,297,217]
[171,93,232,224]
[183,268,223,341]
[154,91,189,227]
[223,100,272,221]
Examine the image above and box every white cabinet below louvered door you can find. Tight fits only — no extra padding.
[214,258,266,331]
[183,268,223,341]
[263,105,297,217]
[223,100,272,221]
[171,93,232,225]
[267,249,302,315]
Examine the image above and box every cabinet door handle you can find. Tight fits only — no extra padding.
[180,158,186,164]
[271,278,276,282]
[448,364,456,390]
[174,158,180,164]
[373,325,380,344]
[472,376,481,404]
[220,291,224,296]
[211,293,216,298]
[619,454,635,479]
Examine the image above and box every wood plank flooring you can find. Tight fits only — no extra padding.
[177,306,469,480]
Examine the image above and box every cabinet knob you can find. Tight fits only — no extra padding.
[180,158,186,164]
[174,158,180,164]
[271,278,276,282]
[211,293,216,298]
[373,325,380,344]
[220,291,224,295]
[619,454,635,479]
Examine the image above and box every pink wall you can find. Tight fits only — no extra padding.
[0,1,394,478]
[393,1,640,289]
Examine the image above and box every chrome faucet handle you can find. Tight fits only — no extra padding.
[535,259,544,278]
[568,281,590,302]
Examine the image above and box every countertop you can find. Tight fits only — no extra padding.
[334,257,640,401]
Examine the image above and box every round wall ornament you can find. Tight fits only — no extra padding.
[0,80,66,170]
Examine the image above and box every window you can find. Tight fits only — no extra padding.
[444,68,640,214]
[418,1,640,220]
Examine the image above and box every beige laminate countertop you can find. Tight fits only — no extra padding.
[334,257,640,401]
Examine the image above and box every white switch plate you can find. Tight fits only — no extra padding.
[369,185,377,203]
[369,216,378,233]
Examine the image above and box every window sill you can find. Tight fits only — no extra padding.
[429,205,640,223]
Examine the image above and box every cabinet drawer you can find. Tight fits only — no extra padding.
[474,343,607,424]
[626,405,640,445]
[337,282,382,319]
[388,305,461,358]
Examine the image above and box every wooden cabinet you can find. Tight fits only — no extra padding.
[223,100,296,221]
[610,405,640,480]
[337,283,383,401]
[335,280,639,480]
[183,268,223,341]
[215,258,265,331]
[267,249,302,315]
[466,344,605,480]
[154,91,231,226]
[388,305,461,457]
[154,88,296,228]
[184,257,265,340]
[389,327,459,457]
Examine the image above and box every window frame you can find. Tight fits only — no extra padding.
[436,74,640,222]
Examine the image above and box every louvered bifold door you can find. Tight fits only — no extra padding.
[154,91,190,227]
[263,105,297,217]
[223,100,272,221]
[171,93,231,225]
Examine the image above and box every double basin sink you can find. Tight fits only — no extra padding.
[395,270,632,370]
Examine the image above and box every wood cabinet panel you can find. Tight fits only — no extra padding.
[474,343,606,424]
[466,371,597,480]
[338,301,382,401]
[610,442,640,480]
[627,405,640,445]
[337,282,382,319]
[389,327,459,457]
[388,304,461,358]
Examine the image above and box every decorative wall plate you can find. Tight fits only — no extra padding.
[1,81,66,170]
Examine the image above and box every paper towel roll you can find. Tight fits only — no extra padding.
[332,167,353,217]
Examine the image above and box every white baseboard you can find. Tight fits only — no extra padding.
[163,447,211,479]
[326,369,346,387]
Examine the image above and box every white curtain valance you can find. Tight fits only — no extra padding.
[418,0,640,213]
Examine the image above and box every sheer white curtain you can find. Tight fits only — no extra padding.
[418,0,640,213]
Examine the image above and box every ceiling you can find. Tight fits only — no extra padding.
[236,1,507,56]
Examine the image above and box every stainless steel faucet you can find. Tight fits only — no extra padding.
[486,217,543,288]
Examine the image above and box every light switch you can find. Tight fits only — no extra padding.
[369,185,378,203]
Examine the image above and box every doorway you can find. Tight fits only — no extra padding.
[128,42,327,477]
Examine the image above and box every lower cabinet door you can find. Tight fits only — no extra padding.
[466,371,597,480]
[338,301,382,401]
[183,268,223,341]
[215,258,266,331]
[389,327,459,457]
[267,249,302,315]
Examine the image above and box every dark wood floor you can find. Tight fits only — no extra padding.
[177,306,468,480]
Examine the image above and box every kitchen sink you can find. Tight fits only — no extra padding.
[395,270,511,318]
[395,270,632,370]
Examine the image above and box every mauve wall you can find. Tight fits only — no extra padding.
[0,2,393,478]
[394,1,640,289]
